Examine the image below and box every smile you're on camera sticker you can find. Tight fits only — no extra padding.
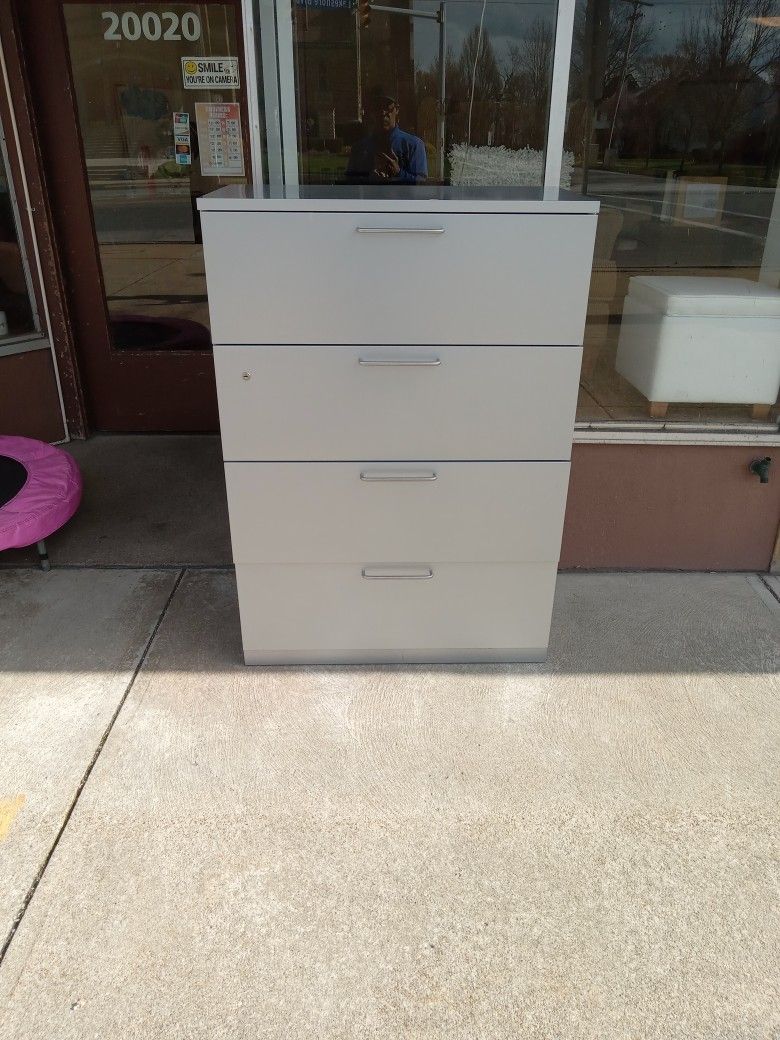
[182,57,240,90]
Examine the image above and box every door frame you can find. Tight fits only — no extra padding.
[0,1,86,436]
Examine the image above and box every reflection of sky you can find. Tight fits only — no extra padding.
[412,0,780,73]
[625,0,780,60]
[412,0,557,71]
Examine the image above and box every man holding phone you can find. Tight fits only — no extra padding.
[346,88,428,185]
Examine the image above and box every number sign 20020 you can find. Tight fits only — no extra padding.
[102,10,202,42]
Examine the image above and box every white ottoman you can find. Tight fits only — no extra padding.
[615,276,780,418]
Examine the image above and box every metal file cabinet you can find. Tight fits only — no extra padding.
[199,187,599,664]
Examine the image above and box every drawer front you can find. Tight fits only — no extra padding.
[235,562,557,662]
[215,345,581,461]
[202,212,596,346]
[225,461,570,564]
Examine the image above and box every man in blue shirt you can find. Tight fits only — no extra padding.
[346,89,428,185]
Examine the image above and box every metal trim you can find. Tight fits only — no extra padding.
[257,0,284,187]
[274,0,299,188]
[241,0,265,185]
[356,226,446,234]
[574,425,780,446]
[358,356,441,366]
[362,567,434,580]
[544,0,576,195]
[360,470,438,481]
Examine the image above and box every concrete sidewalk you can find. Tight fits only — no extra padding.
[1,563,778,1039]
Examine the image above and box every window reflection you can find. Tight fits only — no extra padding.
[0,148,36,340]
[292,0,559,187]
[570,0,780,425]
[64,3,246,353]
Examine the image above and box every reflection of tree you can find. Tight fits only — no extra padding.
[678,0,778,172]
[622,55,683,169]
[456,26,502,144]
[571,0,653,100]
[569,0,780,181]
[505,19,554,149]
[416,20,554,153]
[568,0,653,185]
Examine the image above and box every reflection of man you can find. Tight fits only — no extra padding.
[346,89,427,184]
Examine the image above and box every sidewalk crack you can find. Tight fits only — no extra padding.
[0,567,187,970]
[747,573,780,613]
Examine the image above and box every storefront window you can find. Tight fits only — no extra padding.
[569,0,780,426]
[0,141,36,341]
[290,0,559,187]
[63,2,247,352]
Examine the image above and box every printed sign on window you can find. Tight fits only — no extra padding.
[173,111,192,165]
[182,57,240,89]
[195,102,244,177]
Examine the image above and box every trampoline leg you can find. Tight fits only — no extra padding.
[36,540,51,572]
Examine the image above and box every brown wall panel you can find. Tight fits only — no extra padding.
[0,348,65,441]
[562,444,780,572]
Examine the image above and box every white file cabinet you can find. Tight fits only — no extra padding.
[199,187,598,664]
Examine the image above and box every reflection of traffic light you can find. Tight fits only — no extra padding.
[358,0,371,28]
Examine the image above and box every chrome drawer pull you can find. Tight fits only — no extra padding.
[358,357,441,366]
[356,227,445,235]
[362,567,434,580]
[360,471,437,482]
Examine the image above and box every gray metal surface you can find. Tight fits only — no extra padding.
[198,184,601,210]
[234,561,559,656]
[224,462,571,564]
[204,203,596,663]
[202,211,596,345]
[214,345,582,462]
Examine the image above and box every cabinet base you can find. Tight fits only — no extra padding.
[243,647,548,665]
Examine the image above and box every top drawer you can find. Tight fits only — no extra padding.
[201,211,596,346]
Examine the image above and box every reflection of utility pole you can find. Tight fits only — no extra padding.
[437,2,446,181]
[581,0,609,195]
[606,0,652,160]
[364,3,447,180]
[355,6,362,120]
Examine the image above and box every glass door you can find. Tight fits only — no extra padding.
[64,2,247,350]
[60,1,250,429]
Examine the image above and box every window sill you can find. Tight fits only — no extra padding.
[573,421,780,446]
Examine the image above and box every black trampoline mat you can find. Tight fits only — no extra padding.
[0,453,28,507]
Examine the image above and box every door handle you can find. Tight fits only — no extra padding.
[358,357,441,366]
[362,567,434,580]
[360,470,437,482]
[356,227,445,234]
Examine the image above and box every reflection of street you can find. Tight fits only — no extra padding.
[92,183,195,244]
[100,243,210,331]
[579,169,773,242]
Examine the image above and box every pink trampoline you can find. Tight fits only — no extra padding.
[0,436,82,570]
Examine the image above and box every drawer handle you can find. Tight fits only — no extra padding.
[362,567,434,580]
[356,227,445,235]
[358,357,441,367]
[360,470,437,482]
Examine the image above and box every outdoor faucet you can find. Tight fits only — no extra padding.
[749,457,772,484]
